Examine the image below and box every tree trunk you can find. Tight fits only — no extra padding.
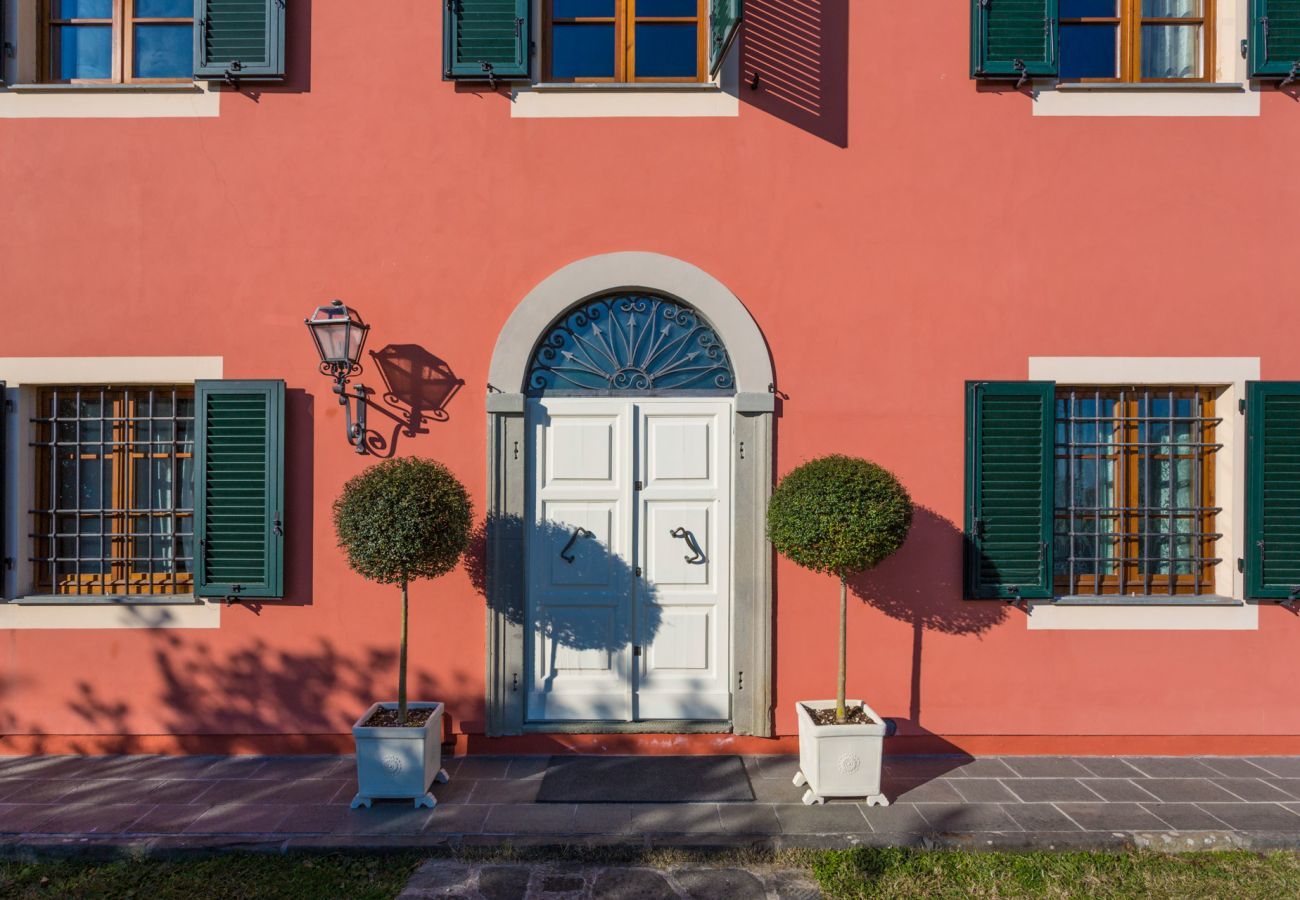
[398,577,409,725]
[837,576,847,723]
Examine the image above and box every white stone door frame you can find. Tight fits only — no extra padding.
[484,252,775,737]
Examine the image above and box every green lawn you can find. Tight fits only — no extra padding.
[2,849,1299,899]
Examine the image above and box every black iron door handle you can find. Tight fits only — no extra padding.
[560,526,592,564]
[670,527,705,564]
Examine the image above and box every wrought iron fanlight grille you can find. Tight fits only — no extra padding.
[527,294,735,395]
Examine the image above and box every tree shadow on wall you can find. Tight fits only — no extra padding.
[846,506,1009,748]
[358,344,465,458]
[740,0,849,147]
[466,515,670,722]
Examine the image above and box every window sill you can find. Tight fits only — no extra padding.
[1053,81,1245,92]
[527,82,722,92]
[7,594,202,607]
[1047,595,1243,607]
[3,83,203,94]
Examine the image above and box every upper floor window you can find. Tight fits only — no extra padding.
[42,0,194,84]
[545,0,705,82]
[1060,0,1213,82]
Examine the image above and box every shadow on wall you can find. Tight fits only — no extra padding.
[847,506,1008,743]
[231,0,313,100]
[740,0,849,147]
[466,515,668,721]
[357,344,464,458]
[2,617,477,754]
[278,388,314,607]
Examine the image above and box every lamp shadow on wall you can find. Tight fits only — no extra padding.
[847,506,1009,755]
[358,344,465,459]
[739,0,849,148]
[465,515,666,723]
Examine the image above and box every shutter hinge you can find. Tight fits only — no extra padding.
[633,645,642,657]
[635,480,643,491]
[225,584,245,605]
[1242,39,1249,59]
[1240,398,1247,414]
[635,566,642,577]
[1238,557,1245,573]
[3,41,15,59]
[1013,58,1030,90]
[511,672,518,692]
[223,60,244,89]
[273,513,283,537]
[479,60,498,89]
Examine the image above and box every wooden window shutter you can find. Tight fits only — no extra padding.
[1245,382,1300,601]
[709,0,743,76]
[971,0,1059,82]
[964,381,1055,600]
[195,380,285,599]
[1250,0,1300,79]
[443,0,531,81]
[194,0,287,82]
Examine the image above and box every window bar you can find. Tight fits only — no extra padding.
[1137,388,1148,596]
[1068,389,1077,595]
[1118,387,1129,597]
[1192,390,1203,595]
[1093,387,1103,596]
[1166,388,1176,596]
[101,387,110,595]
[51,389,61,594]
[170,385,177,596]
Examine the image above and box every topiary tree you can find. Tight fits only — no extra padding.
[333,457,473,724]
[767,455,913,723]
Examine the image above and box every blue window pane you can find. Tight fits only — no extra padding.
[50,0,112,18]
[634,23,696,77]
[553,0,615,17]
[135,0,193,16]
[133,24,192,78]
[551,24,615,78]
[1059,24,1117,78]
[1059,0,1116,15]
[51,25,112,80]
[636,0,698,15]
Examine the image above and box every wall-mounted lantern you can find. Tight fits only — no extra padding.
[306,299,372,454]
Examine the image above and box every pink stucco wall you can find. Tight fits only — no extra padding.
[3,1,1300,753]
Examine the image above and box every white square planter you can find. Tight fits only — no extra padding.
[793,699,889,807]
[351,701,449,809]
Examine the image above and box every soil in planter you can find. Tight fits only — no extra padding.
[805,704,877,726]
[362,707,436,728]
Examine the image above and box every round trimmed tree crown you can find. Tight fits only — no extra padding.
[767,454,913,578]
[333,457,473,585]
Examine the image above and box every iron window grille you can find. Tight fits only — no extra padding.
[30,386,195,597]
[1053,386,1222,597]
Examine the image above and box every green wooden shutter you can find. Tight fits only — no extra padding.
[195,380,284,599]
[1245,382,1300,601]
[1251,0,1300,79]
[971,0,1058,80]
[443,0,531,80]
[194,0,286,81]
[964,381,1055,599]
[709,0,742,76]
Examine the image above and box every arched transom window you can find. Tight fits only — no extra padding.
[527,293,735,395]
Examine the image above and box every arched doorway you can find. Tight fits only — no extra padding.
[484,253,775,736]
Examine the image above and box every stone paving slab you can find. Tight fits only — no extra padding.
[3,754,1300,855]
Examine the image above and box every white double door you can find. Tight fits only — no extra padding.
[525,397,732,723]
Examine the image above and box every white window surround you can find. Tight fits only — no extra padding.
[0,357,223,630]
[1024,356,1259,631]
[509,11,740,118]
[1031,0,1262,118]
[0,0,221,119]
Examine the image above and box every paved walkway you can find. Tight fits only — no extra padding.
[4,753,1300,853]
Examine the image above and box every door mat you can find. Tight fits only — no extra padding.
[536,755,754,803]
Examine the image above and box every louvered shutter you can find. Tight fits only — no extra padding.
[1250,0,1300,78]
[0,381,7,596]
[194,0,286,81]
[964,381,1055,599]
[709,0,742,76]
[1245,382,1300,601]
[971,0,1059,80]
[444,0,531,80]
[195,380,285,599]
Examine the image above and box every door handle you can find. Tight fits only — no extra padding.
[670,527,705,564]
[560,526,592,564]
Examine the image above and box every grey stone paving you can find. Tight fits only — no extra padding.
[4,753,1300,853]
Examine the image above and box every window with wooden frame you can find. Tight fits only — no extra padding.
[31,386,195,597]
[42,0,192,84]
[1059,0,1214,82]
[1052,386,1221,597]
[545,0,706,82]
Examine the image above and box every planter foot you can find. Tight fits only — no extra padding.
[792,771,807,788]
[414,792,436,810]
[865,793,890,808]
[801,789,825,806]
[434,768,450,785]
[350,794,373,810]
